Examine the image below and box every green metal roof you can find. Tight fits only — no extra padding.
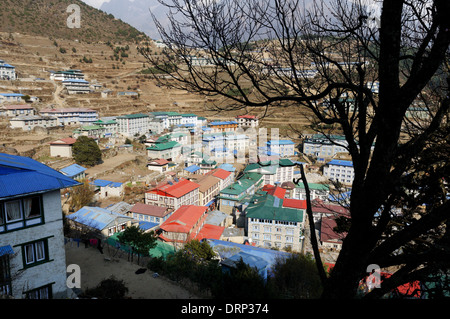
[117,113,149,119]
[146,141,180,151]
[245,193,304,223]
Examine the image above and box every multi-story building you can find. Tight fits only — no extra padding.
[9,115,58,131]
[146,141,182,161]
[302,134,349,159]
[50,70,84,81]
[0,153,80,299]
[218,172,264,221]
[62,79,90,94]
[323,160,355,185]
[188,174,221,207]
[0,93,25,103]
[116,113,150,137]
[40,108,98,126]
[243,158,296,186]
[0,104,35,117]
[93,117,118,138]
[145,178,200,211]
[235,115,259,128]
[126,202,173,226]
[245,192,306,252]
[0,60,16,80]
[208,120,238,133]
[291,182,330,201]
[266,139,296,157]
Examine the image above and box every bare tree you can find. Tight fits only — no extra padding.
[141,0,450,298]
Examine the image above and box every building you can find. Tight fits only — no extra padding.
[158,205,210,244]
[218,172,264,218]
[245,192,306,252]
[40,108,98,126]
[50,70,84,81]
[92,118,118,138]
[59,164,86,180]
[0,93,25,103]
[243,158,296,186]
[208,168,234,191]
[90,179,124,199]
[0,104,35,117]
[267,139,296,157]
[66,206,134,238]
[62,79,90,94]
[72,125,106,139]
[145,178,200,210]
[291,182,330,201]
[49,138,77,158]
[323,160,355,185]
[147,158,171,173]
[127,202,173,227]
[146,141,182,161]
[189,174,221,208]
[208,121,238,133]
[302,134,350,159]
[9,115,58,131]
[235,115,259,128]
[0,60,16,80]
[0,152,80,299]
[116,113,150,137]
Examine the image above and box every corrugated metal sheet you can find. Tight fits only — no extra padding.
[66,206,132,231]
[0,153,80,199]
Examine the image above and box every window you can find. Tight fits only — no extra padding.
[0,254,12,296]
[25,284,52,299]
[23,239,48,267]
[1,196,43,232]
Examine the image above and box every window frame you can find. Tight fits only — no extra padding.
[0,195,44,233]
[20,238,50,269]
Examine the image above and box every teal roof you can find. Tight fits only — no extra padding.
[117,113,149,119]
[146,141,180,151]
[245,193,304,223]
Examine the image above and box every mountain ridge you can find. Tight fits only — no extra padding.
[0,0,149,43]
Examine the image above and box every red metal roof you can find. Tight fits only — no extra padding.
[159,205,207,235]
[282,198,307,209]
[147,178,200,198]
[149,158,169,166]
[49,137,77,145]
[211,168,232,180]
[236,115,257,119]
[262,184,286,199]
[194,224,225,241]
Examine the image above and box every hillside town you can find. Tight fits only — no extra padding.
[0,0,446,302]
[0,56,357,299]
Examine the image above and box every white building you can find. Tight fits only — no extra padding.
[62,79,90,94]
[9,115,58,131]
[0,93,25,103]
[302,134,350,159]
[50,70,84,81]
[49,137,77,158]
[266,139,296,157]
[323,160,355,185]
[235,115,259,128]
[0,60,16,80]
[244,158,296,186]
[0,153,80,299]
[40,108,98,126]
[0,104,35,117]
[91,180,124,199]
[116,113,150,137]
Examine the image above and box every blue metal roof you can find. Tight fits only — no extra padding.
[0,93,24,97]
[91,179,123,188]
[138,221,159,231]
[327,159,353,167]
[184,164,200,173]
[60,164,86,178]
[0,153,81,199]
[66,206,131,231]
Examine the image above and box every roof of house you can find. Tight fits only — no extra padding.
[60,164,86,178]
[2,104,34,110]
[159,205,207,233]
[129,202,172,218]
[267,139,295,145]
[262,184,286,199]
[0,153,80,199]
[197,175,220,192]
[91,179,123,188]
[184,164,201,173]
[236,115,258,119]
[210,168,232,180]
[50,137,77,145]
[245,193,305,223]
[146,141,180,151]
[148,158,170,166]
[117,113,148,119]
[194,224,225,241]
[148,178,200,198]
[40,108,95,113]
[66,206,132,231]
[327,159,353,167]
[219,173,263,197]
[320,216,346,243]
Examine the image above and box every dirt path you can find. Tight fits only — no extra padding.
[85,153,137,179]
